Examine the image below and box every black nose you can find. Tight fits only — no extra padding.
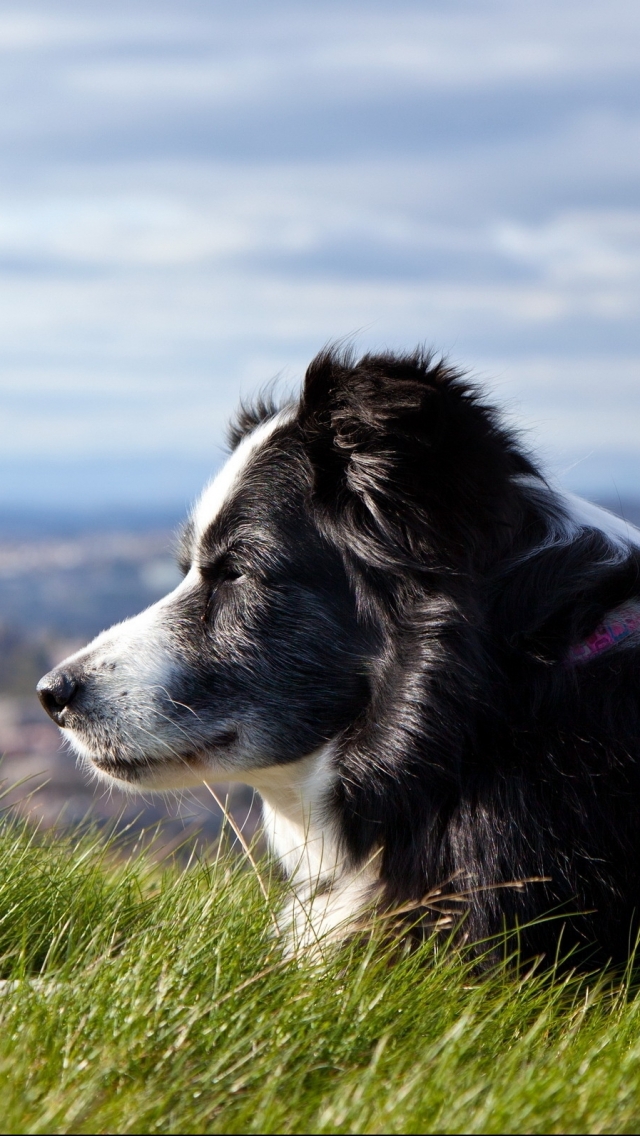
[37,669,79,724]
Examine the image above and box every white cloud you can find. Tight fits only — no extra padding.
[66,58,274,105]
[0,0,639,503]
[0,13,95,50]
[0,7,214,53]
[0,197,258,265]
[2,0,638,131]
[494,212,640,285]
[67,41,569,105]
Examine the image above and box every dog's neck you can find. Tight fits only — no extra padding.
[242,747,380,950]
[243,746,340,885]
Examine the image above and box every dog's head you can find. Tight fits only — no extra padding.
[37,348,534,790]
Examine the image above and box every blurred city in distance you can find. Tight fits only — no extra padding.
[0,0,639,841]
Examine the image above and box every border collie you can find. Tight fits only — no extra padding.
[37,348,640,965]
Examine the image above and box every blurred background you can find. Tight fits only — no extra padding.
[0,0,639,843]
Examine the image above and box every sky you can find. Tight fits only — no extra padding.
[0,0,639,511]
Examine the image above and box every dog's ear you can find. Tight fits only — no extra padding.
[299,346,532,569]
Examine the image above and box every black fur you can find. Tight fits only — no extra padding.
[39,345,640,967]
[291,348,640,965]
[227,389,282,451]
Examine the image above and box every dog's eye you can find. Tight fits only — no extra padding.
[200,560,245,623]
[200,560,245,588]
[219,567,244,584]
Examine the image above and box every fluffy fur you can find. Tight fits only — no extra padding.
[38,347,640,966]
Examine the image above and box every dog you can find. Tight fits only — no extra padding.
[37,348,640,964]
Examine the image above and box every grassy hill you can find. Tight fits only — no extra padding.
[1,810,640,1134]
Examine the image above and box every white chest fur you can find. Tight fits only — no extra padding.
[244,747,380,952]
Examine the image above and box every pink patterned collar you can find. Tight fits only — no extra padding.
[566,599,640,666]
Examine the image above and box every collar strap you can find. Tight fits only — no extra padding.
[565,599,640,666]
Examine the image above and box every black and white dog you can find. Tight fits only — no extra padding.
[38,349,640,964]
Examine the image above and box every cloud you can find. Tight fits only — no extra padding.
[494,212,640,285]
[0,13,101,51]
[0,0,638,505]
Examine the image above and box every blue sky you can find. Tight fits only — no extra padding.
[1,0,639,509]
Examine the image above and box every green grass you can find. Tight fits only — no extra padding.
[1,812,640,1134]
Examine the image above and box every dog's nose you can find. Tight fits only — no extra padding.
[37,669,80,724]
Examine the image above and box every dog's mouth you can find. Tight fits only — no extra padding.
[72,726,240,787]
[90,753,149,783]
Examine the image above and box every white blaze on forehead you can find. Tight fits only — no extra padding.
[193,407,294,542]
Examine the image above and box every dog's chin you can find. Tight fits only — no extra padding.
[90,755,210,791]
[64,731,233,792]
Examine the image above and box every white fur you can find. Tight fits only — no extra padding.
[245,747,380,952]
[514,474,640,551]
[559,490,640,549]
[61,575,200,773]
[193,408,293,540]
[57,403,382,951]
[61,409,294,780]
